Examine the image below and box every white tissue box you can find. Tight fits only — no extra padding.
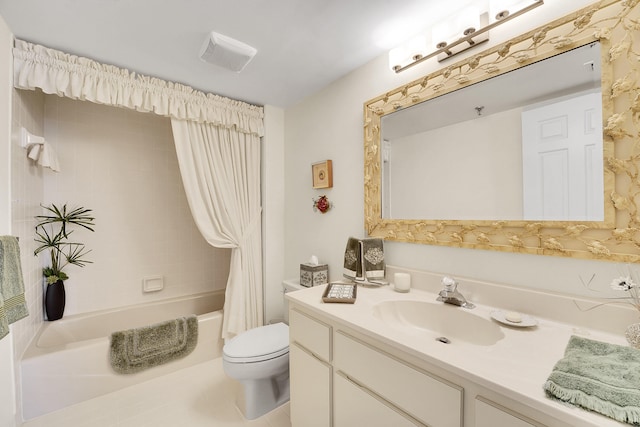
[300,263,328,288]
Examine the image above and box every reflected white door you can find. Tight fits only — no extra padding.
[521,91,603,221]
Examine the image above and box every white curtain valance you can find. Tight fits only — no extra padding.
[12,39,264,136]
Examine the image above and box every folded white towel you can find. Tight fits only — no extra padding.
[27,141,60,172]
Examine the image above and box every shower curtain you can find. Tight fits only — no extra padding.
[13,40,265,339]
[171,120,263,339]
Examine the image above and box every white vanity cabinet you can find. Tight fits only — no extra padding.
[333,331,462,427]
[289,308,332,427]
[286,277,626,427]
[474,397,542,427]
[289,305,463,427]
[333,373,422,427]
[288,300,588,427]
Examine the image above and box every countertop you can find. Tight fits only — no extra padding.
[286,282,629,427]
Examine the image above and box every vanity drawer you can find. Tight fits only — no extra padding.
[289,308,332,361]
[475,397,543,427]
[334,372,425,427]
[334,331,462,427]
[290,343,332,427]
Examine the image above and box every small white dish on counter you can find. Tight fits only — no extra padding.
[491,310,538,328]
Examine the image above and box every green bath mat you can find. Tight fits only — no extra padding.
[110,315,198,374]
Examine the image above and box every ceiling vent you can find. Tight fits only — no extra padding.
[199,31,257,72]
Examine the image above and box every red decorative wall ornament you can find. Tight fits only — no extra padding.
[313,195,332,214]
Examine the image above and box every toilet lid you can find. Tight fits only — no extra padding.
[223,322,289,363]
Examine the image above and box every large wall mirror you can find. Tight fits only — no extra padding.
[381,42,604,222]
[364,0,640,262]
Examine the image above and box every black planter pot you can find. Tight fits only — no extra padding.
[45,280,66,321]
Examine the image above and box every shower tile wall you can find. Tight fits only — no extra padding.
[11,88,45,354]
[42,95,231,316]
[10,88,46,422]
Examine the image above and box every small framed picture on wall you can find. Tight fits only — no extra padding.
[312,160,333,189]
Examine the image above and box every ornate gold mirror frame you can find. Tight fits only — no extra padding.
[364,0,640,262]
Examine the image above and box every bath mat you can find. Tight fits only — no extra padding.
[110,315,198,374]
[544,335,640,425]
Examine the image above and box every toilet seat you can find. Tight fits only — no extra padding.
[223,322,289,363]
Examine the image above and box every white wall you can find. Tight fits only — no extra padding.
[0,20,47,427]
[389,108,522,220]
[10,88,46,425]
[0,13,16,427]
[283,0,624,298]
[284,68,368,284]
[262,105,286,323]
[40,95,231,316]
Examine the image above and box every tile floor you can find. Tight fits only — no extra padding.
[21,358,292,427]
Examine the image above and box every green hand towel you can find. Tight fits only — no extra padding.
[544,335,640,425]
[0,236,29,340]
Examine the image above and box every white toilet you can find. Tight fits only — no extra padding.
[282,279,304,323]
[222,322,290,420]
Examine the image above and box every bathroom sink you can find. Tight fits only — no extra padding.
[372,300,505,346]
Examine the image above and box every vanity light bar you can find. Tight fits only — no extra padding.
[391,0,543,73]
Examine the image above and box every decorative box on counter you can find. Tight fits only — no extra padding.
[300,263,328,288]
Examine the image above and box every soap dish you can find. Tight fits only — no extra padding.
[322,283,357,304]
[490,310,538,328]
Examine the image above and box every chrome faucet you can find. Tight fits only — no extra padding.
[437,276,475,309]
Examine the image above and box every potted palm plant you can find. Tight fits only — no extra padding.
[34,203,95,320]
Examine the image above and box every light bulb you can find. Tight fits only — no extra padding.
[406,35,428,61]
[389,45,409,71]
[432,21,455,49]
[490,0,526,21]
[456,7,480,37]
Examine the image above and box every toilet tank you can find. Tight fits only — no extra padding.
[282,279,304,324]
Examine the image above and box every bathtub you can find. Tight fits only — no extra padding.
[21,290,225,420]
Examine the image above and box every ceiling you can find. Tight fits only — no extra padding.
[383,42,602,140]
[0,0,476,108]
